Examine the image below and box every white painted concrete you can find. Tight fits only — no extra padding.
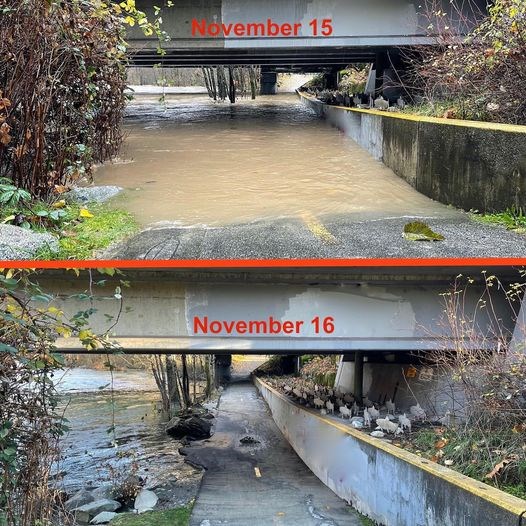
[44,279,513,352]
[255,378,526,526]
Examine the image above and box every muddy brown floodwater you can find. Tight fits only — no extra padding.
[95,94,452,228]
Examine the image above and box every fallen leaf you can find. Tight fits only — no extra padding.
[512,423,526,433]
[0,122,12,146]
[79,208,94,218]
[435,439,448,449]
[485,458,511,479]
[0,98,11,111]
[54,185,69,194]
[403,221,445,241]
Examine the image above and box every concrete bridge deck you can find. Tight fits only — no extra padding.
[39,266,520,355]
[128,0,486,67]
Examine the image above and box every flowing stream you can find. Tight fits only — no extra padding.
[54,368,201,506]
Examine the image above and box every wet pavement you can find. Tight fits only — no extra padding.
[103,214,526,259]
[183,381,361,526]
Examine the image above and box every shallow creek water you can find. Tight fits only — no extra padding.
[54,368,200,505]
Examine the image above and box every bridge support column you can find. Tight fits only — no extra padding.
[280,355,301,375]
[375,51,388,96]
[214,354,232,386]
[325,68,340,90]
[260,70,277,95]
[353,352,364,403]
[336,353,364,402]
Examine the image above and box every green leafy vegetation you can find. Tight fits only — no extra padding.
[300,355,338,387]
[359,515,376,526]
[338,66,368,94]
[0,269,127,525]
[42,203,138,260]
[0,0,170,201]
[473,207,526,232]
[402,426,526,500]
[391,273,526,501]
[399,100,492,122]
[0,192,138,259]
[110,506,193,526]
[409,0,526,124]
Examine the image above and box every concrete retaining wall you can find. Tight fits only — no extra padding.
[298,91,526,212]
[255,377,526,526]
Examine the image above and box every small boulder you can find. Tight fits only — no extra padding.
[65,489,94,511]
[75,499,121,517]
[65,186,122,205]
[91,484,115,501]
[166,415,212,440]
[0,224,58,260]
[90,511,118,524]
[134,489,159,514]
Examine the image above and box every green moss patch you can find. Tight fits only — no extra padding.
[51,203,138,259]
[110,507,192,526]
[473,207,526,233]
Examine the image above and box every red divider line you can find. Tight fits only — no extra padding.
[0,258,525,269]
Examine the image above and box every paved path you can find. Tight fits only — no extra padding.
[183,382,361,526]
[103,214,526,259]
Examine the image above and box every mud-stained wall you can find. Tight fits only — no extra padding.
[255,378,526,526]
[299,92,526,212]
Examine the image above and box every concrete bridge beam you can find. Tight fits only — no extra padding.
[214,354,233,385]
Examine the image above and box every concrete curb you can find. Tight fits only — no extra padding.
[255,377,526,526]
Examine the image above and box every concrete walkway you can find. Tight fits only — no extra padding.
[102,214,526,260]
[183,381,361,526]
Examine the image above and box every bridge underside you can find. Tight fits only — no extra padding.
[129,45,385,69]
[127,0,486,68]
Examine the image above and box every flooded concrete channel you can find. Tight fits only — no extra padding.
[96,94,526,259]
[97,94,441,227]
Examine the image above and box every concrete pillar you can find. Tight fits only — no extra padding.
[353,352,364,403]
[260,70,277,95]
[325,68,340,90]
[214,354,232,386]
[375,51,388,96]
[281,355,301,375]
